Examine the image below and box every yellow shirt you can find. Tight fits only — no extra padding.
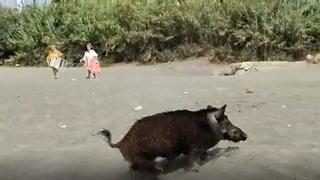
[48,49,63,58]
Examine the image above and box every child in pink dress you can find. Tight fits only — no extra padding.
[81,43,101,79]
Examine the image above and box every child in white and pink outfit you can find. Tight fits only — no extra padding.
[81,43,101,79]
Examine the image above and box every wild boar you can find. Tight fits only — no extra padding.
[98,104,247,172]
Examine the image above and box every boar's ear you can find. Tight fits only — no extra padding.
[207,105,214,109]
[207,111,218,124]
[213,104,227,119]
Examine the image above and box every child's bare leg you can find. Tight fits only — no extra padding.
[52,67,58,79]
[87,70,91,79]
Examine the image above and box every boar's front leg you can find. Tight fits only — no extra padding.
[184,148,206,172]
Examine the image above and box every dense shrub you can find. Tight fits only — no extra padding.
[0,0,320,66]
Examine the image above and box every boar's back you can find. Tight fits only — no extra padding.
[117,109,218,158]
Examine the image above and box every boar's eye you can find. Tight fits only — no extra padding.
[234,131,240,136]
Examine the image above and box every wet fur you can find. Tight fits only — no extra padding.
[99,105,246,172]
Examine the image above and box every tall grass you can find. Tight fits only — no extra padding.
[1,0,320,65]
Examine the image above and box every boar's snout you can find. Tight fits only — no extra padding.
[226,127,247,142]
[242,133,248,141]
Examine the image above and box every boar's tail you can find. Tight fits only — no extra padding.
[98,129,118,148]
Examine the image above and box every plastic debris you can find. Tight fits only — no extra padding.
[183,91,189,95]
[134,105,143,111]
[245,88,254,94]
[281,105,287,109]
[306,53,320,64]
[72,78,76,81]
[58,123,67,129]
[218,62,258,76]
[246,88,254,94]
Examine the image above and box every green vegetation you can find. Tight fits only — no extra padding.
[1,0,320,66]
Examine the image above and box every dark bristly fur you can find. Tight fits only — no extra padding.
[99,104,247,173]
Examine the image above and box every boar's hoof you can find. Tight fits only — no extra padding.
[155,166,164,173]
[184,163,200,173]
[130,164,163,174]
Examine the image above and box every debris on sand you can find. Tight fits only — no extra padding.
[134,105,143,111]
[217,67,238,76]
[217,62,258,76]
[183,91,189,95]
[72,78,76,81]
[251,102,267,109]
[15,64,20,67]
[281,105,287,109]
[58,123,67,129]
[306,53,320,64]
[245,88,254,94]
[287,124,292,128]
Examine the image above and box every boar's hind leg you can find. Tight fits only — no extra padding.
[166,151,181,161]
[129,156,161,173]
[199,151,210,161]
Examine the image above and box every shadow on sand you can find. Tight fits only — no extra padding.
[124,146,240,180]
